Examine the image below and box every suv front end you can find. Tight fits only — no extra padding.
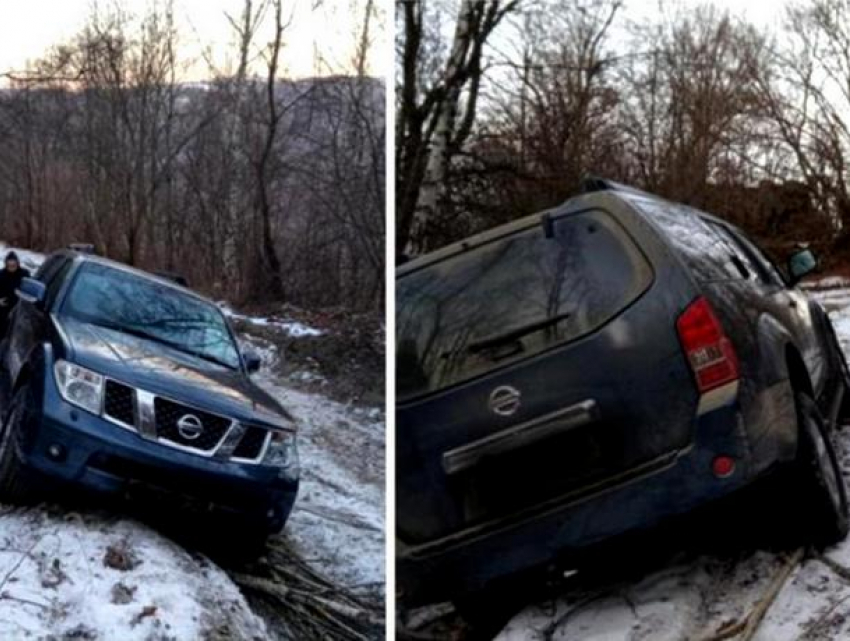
[1,255,300,542]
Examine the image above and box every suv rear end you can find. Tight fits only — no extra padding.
[396,189,800,604]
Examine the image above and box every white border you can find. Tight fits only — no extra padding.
[385,7,397,634]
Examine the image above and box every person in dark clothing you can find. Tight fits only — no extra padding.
[0,252,30,337]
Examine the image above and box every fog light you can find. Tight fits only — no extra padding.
[47,444,66,461]
[712,455,735,478]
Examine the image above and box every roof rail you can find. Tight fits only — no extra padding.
[68,243,96,254]
[579,176,657,199]
[580,175,615,193]
[156,271,188,287]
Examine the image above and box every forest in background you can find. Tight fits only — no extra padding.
[396,0,850,267]
[0,0,385,311]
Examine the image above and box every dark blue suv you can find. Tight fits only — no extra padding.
[397,180,850,605]
[0,250,299,544]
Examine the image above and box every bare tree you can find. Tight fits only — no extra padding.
[0,0,386,312]
[619,5,767,207]
[396,0,520,256]
[755,0,850,236]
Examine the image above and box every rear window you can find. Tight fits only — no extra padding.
[396,210,653,402]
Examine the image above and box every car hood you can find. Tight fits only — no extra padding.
[53,314,294,429]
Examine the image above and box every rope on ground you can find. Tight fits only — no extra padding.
[701,547,805,641]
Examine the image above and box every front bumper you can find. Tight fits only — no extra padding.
[15,375,298,534]
[398,395,777,604]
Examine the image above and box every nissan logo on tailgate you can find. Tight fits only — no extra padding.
[489,385,521,416]
[177,414,204,440]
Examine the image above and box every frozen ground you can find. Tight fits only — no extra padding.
[488,283,850,641]
[243,332,385,593]
[0,509,268,640]
[0,245,384,638]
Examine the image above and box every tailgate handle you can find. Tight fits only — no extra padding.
[441,399,599,476]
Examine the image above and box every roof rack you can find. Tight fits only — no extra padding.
[579,175,656,199]
[68,243,96,254]
[580,175,615,193]
[156,271,188,287]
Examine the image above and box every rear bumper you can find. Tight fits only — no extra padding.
[398,396,777,603]
[15,375,298,533]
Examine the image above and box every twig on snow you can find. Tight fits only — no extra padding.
[700,547,805,641]
[0,536,41,595]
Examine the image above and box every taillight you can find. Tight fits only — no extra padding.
[676,296,739,393]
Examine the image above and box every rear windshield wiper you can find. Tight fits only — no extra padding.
[467,313,572,354]
[90,320,237,370]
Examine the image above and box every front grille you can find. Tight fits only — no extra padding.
[232,426,269,460]
[104,380,136,427]
[154,398,230,451]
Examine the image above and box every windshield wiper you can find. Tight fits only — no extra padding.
[91,321,164,344]
[90,320,237,370]
[466,312,572,354]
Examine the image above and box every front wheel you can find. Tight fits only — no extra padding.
[791,392,849,547]
[822,315,850,421]
[0,385,38,504]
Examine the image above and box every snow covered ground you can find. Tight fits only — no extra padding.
[490,284,850,640]
[0,245,384,638]
[0,509,268,640]
[243,334,385,592]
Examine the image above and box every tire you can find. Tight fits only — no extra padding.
[452,590,518,638]
[202,520,269,563]
[451,577,531,637]
[792,391,849,546]
[0,385,37,503]
[824,320,850,421]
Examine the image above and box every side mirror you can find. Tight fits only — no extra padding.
[16,277,46,308]
[243,351,262,373]
[787,248,818,285]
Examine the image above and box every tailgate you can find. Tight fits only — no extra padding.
[396,208,698,544]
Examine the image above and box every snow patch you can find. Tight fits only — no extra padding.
[253,370,384,592]
[804,276,850,290]
[0,510,268,640]
[0,243,46,273]
[219,303,323,338]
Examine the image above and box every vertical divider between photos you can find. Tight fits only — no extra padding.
[385,16,397,636]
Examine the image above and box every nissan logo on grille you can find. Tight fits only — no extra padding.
[176,414,204,440]
[489,385,521,416]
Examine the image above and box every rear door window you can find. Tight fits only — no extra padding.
[703,220,763,283]
[397,210,653,401]
[626,195,741,282]
[724,226,788,287]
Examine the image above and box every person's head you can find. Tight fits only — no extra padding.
[5,252,19,273]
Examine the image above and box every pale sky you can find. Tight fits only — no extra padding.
[625,0,782,25]
[0,0,386,80]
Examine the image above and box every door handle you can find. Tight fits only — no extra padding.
[789,299,798,309]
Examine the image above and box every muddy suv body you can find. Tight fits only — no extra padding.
[396,181,850,604]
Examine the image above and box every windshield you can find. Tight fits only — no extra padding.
[396,210,653,402]
[61,263,241,369]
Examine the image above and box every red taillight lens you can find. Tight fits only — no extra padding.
[712,455,736,478]
[676,296,740,393]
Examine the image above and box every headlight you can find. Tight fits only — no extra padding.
[54,360,104,415]
[263,430,299,481]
